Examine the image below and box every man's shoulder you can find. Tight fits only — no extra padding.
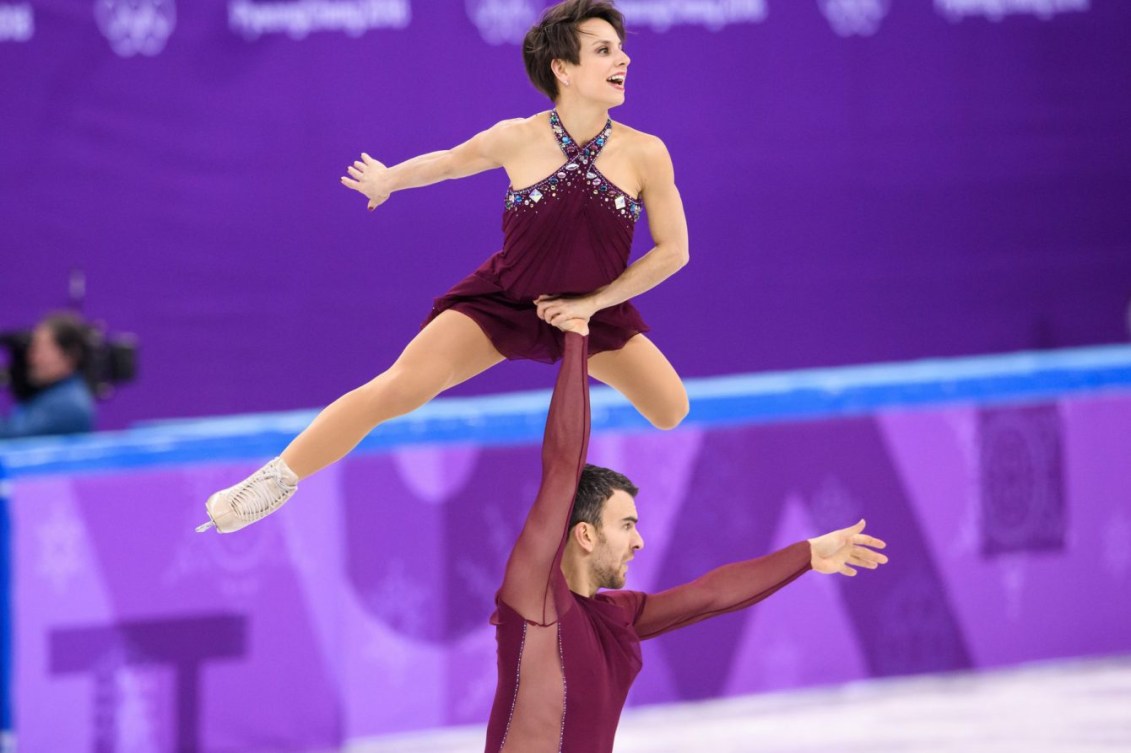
[592,589,647,621]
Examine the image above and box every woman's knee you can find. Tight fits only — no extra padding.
[354,366,444,420]
[647,389,690,431]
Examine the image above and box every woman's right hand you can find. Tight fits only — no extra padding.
[341,153,393,211]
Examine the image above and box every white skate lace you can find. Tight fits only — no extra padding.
[227,459,296,522]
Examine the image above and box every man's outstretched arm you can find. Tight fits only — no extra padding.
[625,520,888,640]
[497,328,591,626]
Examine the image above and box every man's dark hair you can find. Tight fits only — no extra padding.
[522,0,626,101]
[569,464,639,532]
[42,312,92,372]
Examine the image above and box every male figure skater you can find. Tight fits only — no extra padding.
[488,325,889,752]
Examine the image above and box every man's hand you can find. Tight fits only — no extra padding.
[555,317,590,337]
[808,520,888,576]
[341,152,392,211]
[535,295,599,329]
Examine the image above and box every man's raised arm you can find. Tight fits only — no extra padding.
[498,331,590,625]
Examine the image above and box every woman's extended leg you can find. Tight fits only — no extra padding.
[587,334,689,430]
[198,311,503,533]
[283,310,505,478]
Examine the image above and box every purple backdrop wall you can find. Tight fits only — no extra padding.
[3,1,1130,430]
[9,390,1131,751]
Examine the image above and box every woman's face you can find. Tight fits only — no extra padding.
[28,324,76,386]
[558,18,630,107]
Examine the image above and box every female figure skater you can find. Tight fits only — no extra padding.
[198,0,689,534]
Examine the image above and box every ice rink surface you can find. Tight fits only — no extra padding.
[348,655,1131,753]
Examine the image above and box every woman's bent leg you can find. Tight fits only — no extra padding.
[587,334,689,430]
[282,310,505,478]
[198,311,504,533]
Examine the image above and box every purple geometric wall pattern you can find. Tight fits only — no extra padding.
[1059,396,1131,583]
[71,470,343,751]
[49,615,247,753]
[341,452,450,642]
[442,444,548,641]
[1102,508,1131,580]
[7,387,1131,749]
[340,443,571,644]
[105,665,173,753]
[876,570,973,674]
[720,495,872,696]
[649,418,973,699]
[943,411,984,564]
[790,420,972,677]
[979,405,1066,556]
[162,464,296,602]
[446,625,500,726]
[647,425,804,701]
[392,445,483,505]
[339,613,446,738]
[878,410,983,570]
[808,474,867,532]
[34,492,91,596]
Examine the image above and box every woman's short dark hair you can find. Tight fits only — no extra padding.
[523,0,626,101]
[569,464,639,532]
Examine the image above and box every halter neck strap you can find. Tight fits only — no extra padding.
[550,110,612,163]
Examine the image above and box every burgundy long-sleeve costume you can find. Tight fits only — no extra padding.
[426,110,650,363]
[485,333,813,753]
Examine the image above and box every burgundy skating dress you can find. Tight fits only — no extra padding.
[426,111,649,363]
[486,332,814,753]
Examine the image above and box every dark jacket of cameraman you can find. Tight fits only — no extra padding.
[0,375,94,439]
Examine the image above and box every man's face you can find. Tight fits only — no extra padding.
[591,490,645,590]
[27,324,75,386]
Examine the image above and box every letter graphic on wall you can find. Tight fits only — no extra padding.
[935,0,1090,22]
[615,0,768,33]
[228,0,412,41]
[819,0,890,37]
[466,0,540,45]
[94,0,176,57]
[0,3,34,42]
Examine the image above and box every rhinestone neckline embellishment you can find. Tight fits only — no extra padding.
[504,111,643,222]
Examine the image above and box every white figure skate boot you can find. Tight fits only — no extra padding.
[195,456,299,534]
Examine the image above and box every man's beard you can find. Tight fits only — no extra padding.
[593,561,625,590]
[592,537,626,590]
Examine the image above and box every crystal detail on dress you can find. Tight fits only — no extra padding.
[503,110,644,223]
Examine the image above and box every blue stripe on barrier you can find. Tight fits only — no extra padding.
[1,344,1130,479]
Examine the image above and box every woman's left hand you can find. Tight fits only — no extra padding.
[535,295,599,328]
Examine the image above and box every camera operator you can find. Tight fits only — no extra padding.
[0,312,96,439]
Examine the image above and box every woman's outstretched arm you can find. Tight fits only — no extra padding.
[340,118,525,210]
